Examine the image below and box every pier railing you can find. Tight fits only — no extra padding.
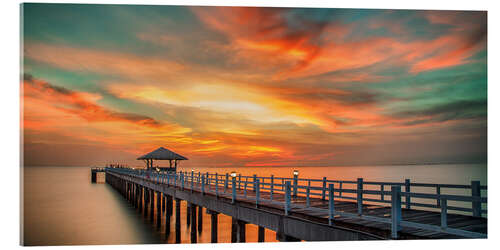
[104,168,487,239]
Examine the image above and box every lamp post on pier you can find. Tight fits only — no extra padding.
[293,170,299,197]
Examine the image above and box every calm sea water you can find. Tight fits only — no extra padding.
[22,164,486,246]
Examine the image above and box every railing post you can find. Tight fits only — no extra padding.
[225,173,229,193]
[471,181,481,217]
[391,185,402,239]
[328,184,335,226]
[253,174,257,191]
[436,185,441,207]
[381,184,384,201]
[244,180,247,197]
[232,177,236,204]
[357,178,363,215]
[293,174,298,197]
[321,177,327,200]
[238,174,241,189]
[191,171,194,192]
[441,198,447,228]
[181,172,185,190]
[215,175,219,198]
[339,182,343,197]
[405,179,411,209]
[256,179,260,207]
[270,175,274,201]
[201,175,205,195]
[306,180,311,207]
[285,181,291,216]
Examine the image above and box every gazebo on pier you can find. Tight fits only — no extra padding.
[137,147,188,172]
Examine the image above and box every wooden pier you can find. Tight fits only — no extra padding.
[96,168,487,242]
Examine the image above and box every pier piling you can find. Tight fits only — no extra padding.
[150,189,155,223]
[208,210,218,243]
[258,226,265,242]
[190,203,197,243]
[156,191,161,229]
[165,197,171,237]
[175,198,181,243]
[231,218,237,243]
[237,220,246,243]
[162,193,165,213]
[186,203,191,227]
[167,195,173,217]
[198,206,203,233]
[139,186,143,213]
[144,188,149,217]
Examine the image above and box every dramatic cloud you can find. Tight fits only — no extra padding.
[22,5,487,167]
[23,74,163,127]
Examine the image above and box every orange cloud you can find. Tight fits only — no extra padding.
[409,33,485,73]
[191,7,346,80]
[191,7,486,78]
[22,75,192,156]
[24,75,162,128]
[24,43,185,80]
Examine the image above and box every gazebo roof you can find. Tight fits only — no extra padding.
[137,147,188,160]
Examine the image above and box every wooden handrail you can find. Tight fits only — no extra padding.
[104,167,487,239]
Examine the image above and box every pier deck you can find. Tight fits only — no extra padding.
[100,168,487,242]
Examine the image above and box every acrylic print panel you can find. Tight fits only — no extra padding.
[21,3,487,246]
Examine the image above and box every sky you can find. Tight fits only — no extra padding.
[21,4,487,168]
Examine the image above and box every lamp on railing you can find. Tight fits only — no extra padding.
[293,170,299,176]
[231,171,237,204]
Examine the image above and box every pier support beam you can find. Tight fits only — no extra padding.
[231,218,237,243]
[162,193,165,213]
[258,226,265,242]
[150,189,155,223]
[156,191,161,229]
[208,210,218,243]
[190,203,197,243]
[165,195,171,237]
[135,184,139,209]
[198,206,203,233]
[132,184,136,208]
[186,203,191,227]
[144,188,148,217]
[175,198,181,243]
[127,182,130,201]
[167,195,173,217]
[139,186,143,213]
[237,220,246,243]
